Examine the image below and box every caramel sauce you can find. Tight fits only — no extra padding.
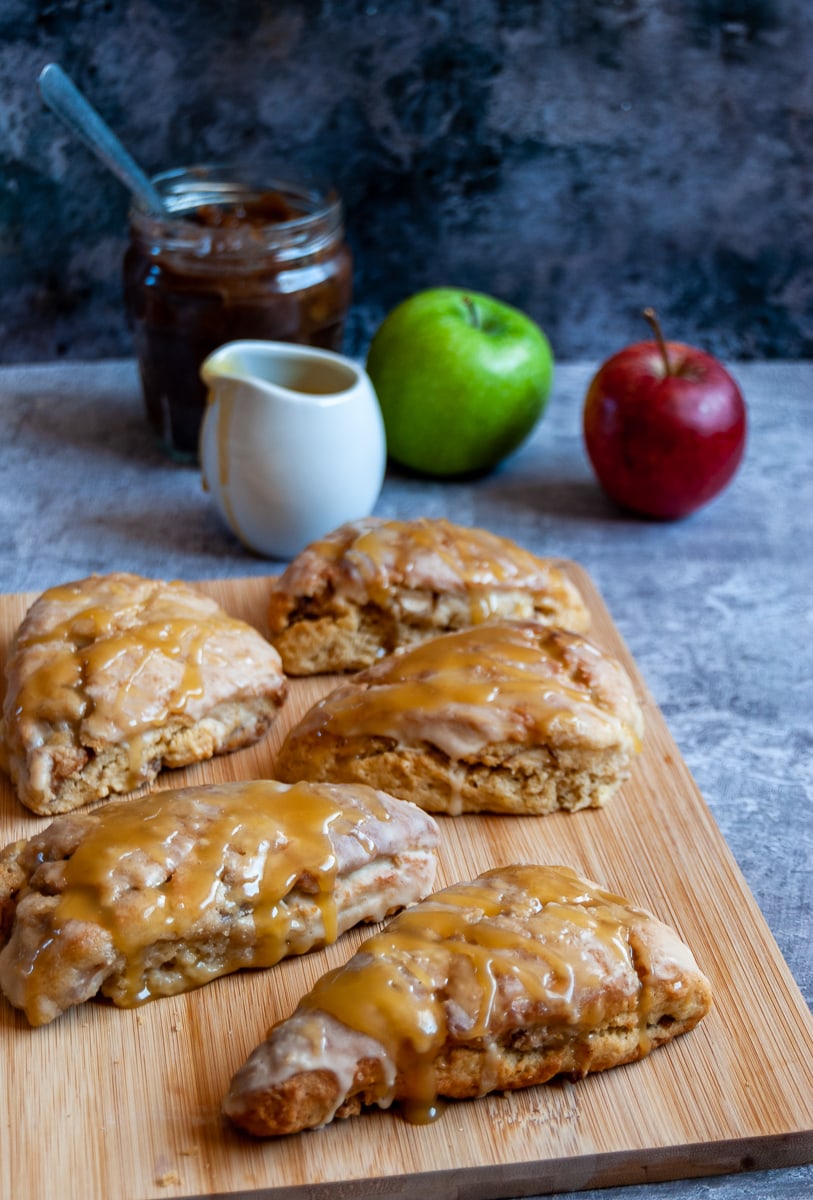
[201,382,247,548]
[300,865,647,1122]
[190,191,300,235]
[34,780,382,1007]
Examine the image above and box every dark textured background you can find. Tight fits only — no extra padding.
[2,0,812,363]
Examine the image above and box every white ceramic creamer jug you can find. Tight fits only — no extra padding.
[199,340,386,558]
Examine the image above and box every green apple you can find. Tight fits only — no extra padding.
[366,288,554,476]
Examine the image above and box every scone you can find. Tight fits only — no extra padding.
[224,863,712,1135]
[275,621,644,816]
[0,778,440,1026]
[0,572,288,815]
[267,516,590,674]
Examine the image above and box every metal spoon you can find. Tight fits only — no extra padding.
[38,62,168,215]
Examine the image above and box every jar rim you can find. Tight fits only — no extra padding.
[128,163,344,258]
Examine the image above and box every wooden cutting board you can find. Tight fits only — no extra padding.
[1,567,811,1200]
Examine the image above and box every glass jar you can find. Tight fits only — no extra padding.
[123,163,353,462]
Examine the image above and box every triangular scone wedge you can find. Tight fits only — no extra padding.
[0,779,439,1026]
[267,516,590,674]
[224,864,712,1136]
[0,572,288,814]
[276,621,644,815]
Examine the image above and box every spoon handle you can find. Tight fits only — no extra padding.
[38,63,167,215]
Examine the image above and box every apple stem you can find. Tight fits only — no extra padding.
[462,294,480,330]
[643,307,672,376]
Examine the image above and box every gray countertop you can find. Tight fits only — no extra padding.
[1,358,811,1200]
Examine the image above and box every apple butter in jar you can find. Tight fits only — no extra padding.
[123,163,352,461]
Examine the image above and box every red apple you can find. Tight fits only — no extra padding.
[583,310,747,519]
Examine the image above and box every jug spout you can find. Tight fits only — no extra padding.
[200,339,363,401]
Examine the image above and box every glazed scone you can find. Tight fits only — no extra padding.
[267,516,590,674]
[0,572,288,815]
[224,863,712,1135]
[275,621,644,816]
[0,778,440,1026]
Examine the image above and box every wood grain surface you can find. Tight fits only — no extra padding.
[1,568,811,1200]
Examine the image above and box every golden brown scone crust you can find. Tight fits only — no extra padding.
[224,864,712,1136]
[267,516,590,674]
[275,621,644,815]
[0,572,288,815]
[0,779,439,1026]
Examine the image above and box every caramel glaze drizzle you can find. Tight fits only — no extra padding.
[25,780,385,1008]
[17,611,208,724]
[300,864,652,1122]
[8,579,254,786]
[294,623,639,752]
[305,518,572,614]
